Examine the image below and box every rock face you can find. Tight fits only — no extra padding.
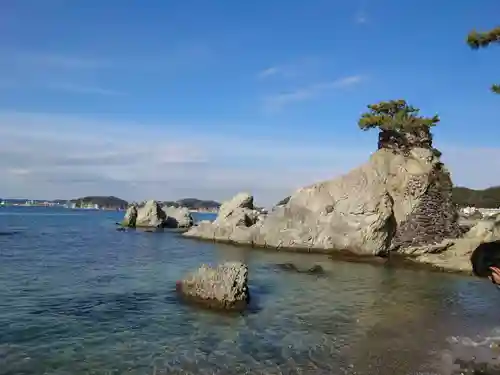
[135,200,167,228]
[121,200,194,229]
[176,262,249,311]
[122,205,138,227]
[415,216,500,273]
[162,205,194,228]
[185,146,461,255]
[184,193,264,244]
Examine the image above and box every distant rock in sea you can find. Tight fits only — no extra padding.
[121,200,194,229]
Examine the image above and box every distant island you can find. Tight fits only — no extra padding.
[452,186,500,208]
[159,198,221,212]
[0,196,221,212]
[70,196,129,210]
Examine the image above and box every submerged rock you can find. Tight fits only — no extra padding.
[184,146,461,256]
[275,263,325,275]
[176,262,249,311]
[120,200,194,229]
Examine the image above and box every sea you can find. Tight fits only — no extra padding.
[1,206,500,375]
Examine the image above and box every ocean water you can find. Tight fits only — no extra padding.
[1,206,500,375]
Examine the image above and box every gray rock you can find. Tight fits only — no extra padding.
[135,200,166,228]
[184,192,263,245]
[176,262,249,311]
[121,200,195,229]
[122,204,138,227]
[275,263,325,275]
[162,205,194,228]
[184,147,461,256]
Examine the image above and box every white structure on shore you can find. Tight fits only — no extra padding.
[461,206,500,218]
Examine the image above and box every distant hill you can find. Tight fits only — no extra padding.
[71,196,128,209]
[452,186,500,208]
[161,198,221,210]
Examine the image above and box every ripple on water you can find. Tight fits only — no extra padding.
[1,207,500,375]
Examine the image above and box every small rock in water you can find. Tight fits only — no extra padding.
[275,263,325,275]
[176,262,250,312]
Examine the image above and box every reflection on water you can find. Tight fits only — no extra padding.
[1,207,500,374]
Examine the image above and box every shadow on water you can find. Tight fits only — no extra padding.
[0,231,20,236]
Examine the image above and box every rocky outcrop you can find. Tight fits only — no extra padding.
[184,145,461,256]
[134,200,167,228]
[414,216,500,273]
[184,193,264,244]
[121,200,194,229]
[176,262,249,311]
[162,205,194,228]
[122,205,138,227]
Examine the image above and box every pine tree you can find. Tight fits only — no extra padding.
[467,26,500,94]
[358,100,439,132]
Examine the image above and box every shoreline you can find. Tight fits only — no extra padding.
[181,234,475,276]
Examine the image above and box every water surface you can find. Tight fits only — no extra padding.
[0,206,499,375]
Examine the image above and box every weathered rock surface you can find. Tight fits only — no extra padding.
[184,192,264,244]
[414,216,500,273]
[184,146,461,256]
[176,262,249,311]
[162,205,194,228]
[134,200,167,228]
[121,200,194,229]
[122,205,138,227]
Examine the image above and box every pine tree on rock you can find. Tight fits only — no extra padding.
[467,26,500,94]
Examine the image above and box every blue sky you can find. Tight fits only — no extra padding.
[0,0,499,205]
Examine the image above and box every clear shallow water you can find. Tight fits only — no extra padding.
[1,207,500,374]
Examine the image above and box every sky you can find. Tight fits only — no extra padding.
[0,0,499,206]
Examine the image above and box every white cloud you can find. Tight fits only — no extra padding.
[263,75,365,112]
[0,111,498,207]
[256,57,322,80]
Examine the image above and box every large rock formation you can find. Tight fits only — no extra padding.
[176,262,249,311]
[121,200,194,229]
[184,129,462,256]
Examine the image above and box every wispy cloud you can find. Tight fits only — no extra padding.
[256,57,322,80]
[0,111,498,206]
[46,83,125,96]
[263,75,365,112]
[354,0,369,24]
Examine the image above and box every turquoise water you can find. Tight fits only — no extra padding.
[1,206,499,375]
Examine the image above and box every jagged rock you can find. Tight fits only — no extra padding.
[184,147,461,255]
[184,192,263,244]
[121,200,194,229]
[162,205,194,228]
[134,200,166,228]
[414,217,500,272]
[122,205,138,227]
[176,262,249,311]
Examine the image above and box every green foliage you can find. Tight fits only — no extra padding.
[467,26,500,94]
[162,198,220,210]
[71,196,128,209]
[453,186,500,208]
[358,100,440,132]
